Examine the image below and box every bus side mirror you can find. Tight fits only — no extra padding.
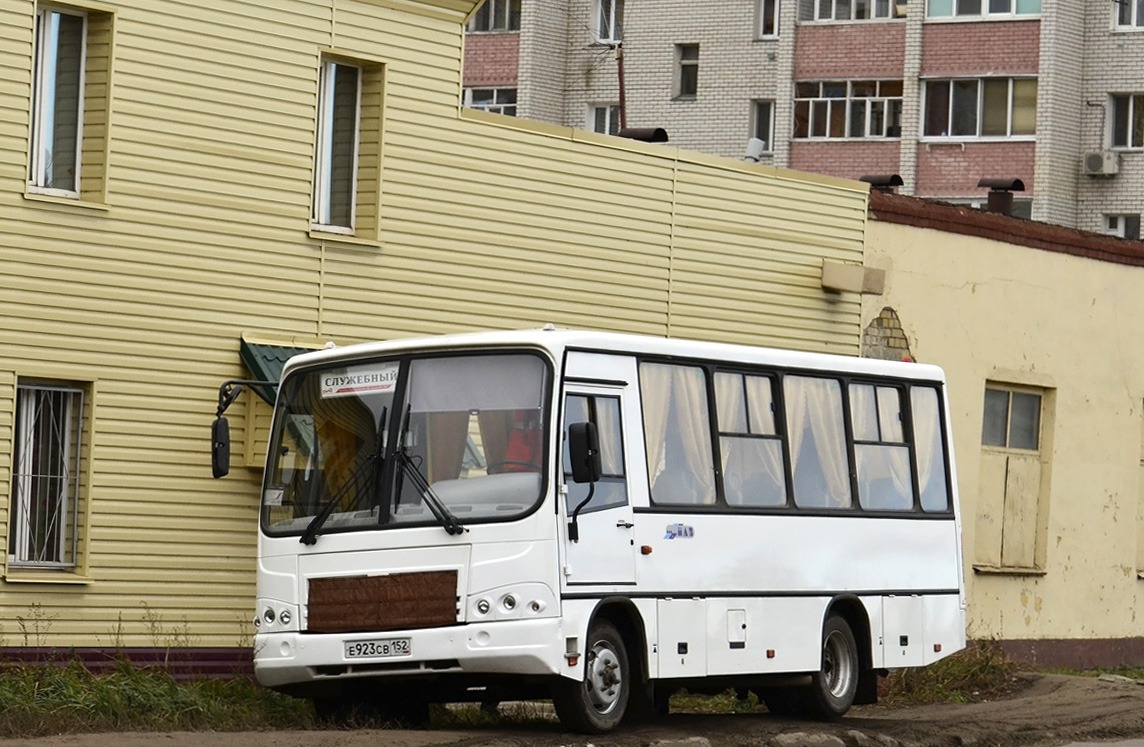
[211,417,231,478]
[568,422,601,484]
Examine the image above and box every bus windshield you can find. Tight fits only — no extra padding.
[261,352,550,538]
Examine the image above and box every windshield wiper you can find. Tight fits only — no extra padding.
[299,406,387,545]
[395,405,466,536]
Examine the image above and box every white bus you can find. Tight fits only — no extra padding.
[217,328,965,733]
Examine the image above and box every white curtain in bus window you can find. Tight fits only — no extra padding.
[562,395,628,513]
[783,376,851,508]
[911,386,951,511]
[640,362,716,505]
[850,384,913,511]
[714,372,786,507]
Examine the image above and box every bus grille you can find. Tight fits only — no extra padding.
[307,570,459,633]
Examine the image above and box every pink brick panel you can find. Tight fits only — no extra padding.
[463,33,521,88]
[793,23,906,80]
[921,21,1039,77]
[915,141,1036,196]
[789,140,903,182]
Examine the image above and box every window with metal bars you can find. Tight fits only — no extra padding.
[9,384,84,568]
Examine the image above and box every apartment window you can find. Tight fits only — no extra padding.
[468,0,522,32]
[1117,0,1144,27]
[1107,214,1142,240]
[926,0,1040,16]
[677,45,700,99]
[596,0,623,42]
[816,0,895,20]
[313,60,361,232]
[923,78,1036,138]
[9,383,85,569]
[464,87,517,116]
[1113,94,1144,148]
[793,81,903,138]
[759,0,780,36]
[977,384,1047,570]
[590,103,621,134]
[752,100,776,152]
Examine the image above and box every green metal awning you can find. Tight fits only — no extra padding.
[239,338,321,405]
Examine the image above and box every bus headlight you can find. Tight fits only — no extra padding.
[264,608,276,624]
[476,599,491,615]
[279,609,292,626]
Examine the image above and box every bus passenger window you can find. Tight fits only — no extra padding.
[851,384,914,511]
[715,372,786,507]
[640,363,716,506]
[784,375,851,509]
[912,386,951,512]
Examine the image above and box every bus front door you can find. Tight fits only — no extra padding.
[561,384,637,586]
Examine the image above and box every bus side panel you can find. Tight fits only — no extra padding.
[704,597,826,676]
[922,593,967,665]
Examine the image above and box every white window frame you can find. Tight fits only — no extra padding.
[922,77,1037,140]
[815,0,895,21]
[793,81,903,139]
[29,5,87,198]
[751,100,776,153]
[464,87,517,116]
[758,0,780,37]
[595,0,623,43]
[589,103,621,135]
[312,59,362,235]
[1106,214,1142,240]
[467,0,522,32]
[1116,0,1144,28]
[1111,94,1144,149]
[9,383,84,569]
[925,0,1041,17]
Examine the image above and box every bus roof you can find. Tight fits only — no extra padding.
[281,327,946,384]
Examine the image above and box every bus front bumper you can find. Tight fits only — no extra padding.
[254,616,567,689]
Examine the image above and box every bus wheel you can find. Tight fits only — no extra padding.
[805,614,859,720]
[553,620,630,733]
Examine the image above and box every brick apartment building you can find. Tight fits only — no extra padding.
[464,0,1144,236]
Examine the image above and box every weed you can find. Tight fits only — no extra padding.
[14,603,58,647]
[880,639,1026,705]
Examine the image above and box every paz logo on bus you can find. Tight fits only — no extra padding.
[664,523,694,540]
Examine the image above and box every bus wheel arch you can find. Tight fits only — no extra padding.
[826,596,879,706]
[552,598,648,733]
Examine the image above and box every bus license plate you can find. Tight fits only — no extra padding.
[344,638,412,659]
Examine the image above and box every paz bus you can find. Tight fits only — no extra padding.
[211,327,965,733]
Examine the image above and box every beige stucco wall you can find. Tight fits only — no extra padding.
[864,218,1144,646]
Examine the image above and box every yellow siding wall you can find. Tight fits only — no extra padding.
[0,0,866,647]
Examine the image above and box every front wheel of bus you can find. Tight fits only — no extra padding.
[553,620,630,733]
[806,614,859,720]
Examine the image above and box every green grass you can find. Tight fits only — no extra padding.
[0,641,1032,736]
[0,659,313,738]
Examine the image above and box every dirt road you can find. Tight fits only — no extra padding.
[3,673,1144,747]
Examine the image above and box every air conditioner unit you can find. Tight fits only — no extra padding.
[1084,150,1119,177]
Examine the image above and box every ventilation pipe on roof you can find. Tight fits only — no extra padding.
[618,127,669,143]
[860,174,903,193]
[977,178,1025,217]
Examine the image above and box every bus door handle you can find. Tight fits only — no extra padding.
[616,520,634,529]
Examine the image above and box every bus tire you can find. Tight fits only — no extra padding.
[805,613,859,720]
[552,620,630,733]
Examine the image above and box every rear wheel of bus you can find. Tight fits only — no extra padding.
[762,613,859,720]
[552,620,630,733]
